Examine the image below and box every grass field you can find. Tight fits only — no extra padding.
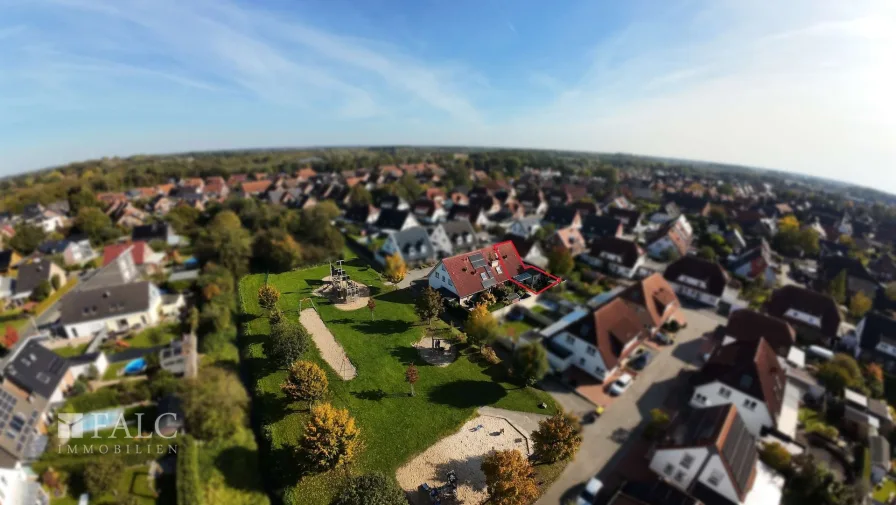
[53,343,89,358]
[239,249,559,505]
[125,324,178,349]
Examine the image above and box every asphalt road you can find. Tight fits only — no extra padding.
[535,306,725,505]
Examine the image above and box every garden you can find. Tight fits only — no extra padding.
[238,248,560,505]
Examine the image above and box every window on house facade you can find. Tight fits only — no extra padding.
[674,471,686,483]
[718,387,731,399]
[707,470,724,486]
[694,393,708,404]
[664,464,674,476]
[579,358,585,366]
[565,335,575,346]
[586,346,596,356]
[743,399,758,410]
[680,454,695,469]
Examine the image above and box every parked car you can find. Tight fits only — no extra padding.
[576,475,603,505]
[609,373,634,396]
[630,351,653,371]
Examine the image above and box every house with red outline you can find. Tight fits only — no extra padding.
[427,242,524,307]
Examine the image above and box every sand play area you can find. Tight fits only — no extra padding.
[396,416,532,505]
[312,275,371,311]
[299,308,357,380]
[414,336,457,367]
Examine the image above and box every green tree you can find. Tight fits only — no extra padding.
[331,473,405,505]
[481,449,539,505]
[68,187,100,214]
[165,204,201,238]
[253,229,302,272]
[886,282,896,301]
[512,343,549,386]
[414,287,444,327]
[547,247,574,278]
[531,412,583,463]
[9,222,46,254]
[396,173,423,201]
[816,353,866,396]
[828,270,847,304]
[347,185,373,206]
[644,408,671,440]
[849,291,872,319]
[281,360,328,408]
[75,206,116,245]
[179,367,249,440]
[405,364,419,397]
[759,442,792,473]
[266,320,311,368]
[465,303,500,348]
[383,253,407,283]
[300,403,362,471]
[84,456,124,497]
[50,274,61,291]
[257,284,281,311]
[195,210,252,276]
[697,246,717,261]
[30,280,52,301]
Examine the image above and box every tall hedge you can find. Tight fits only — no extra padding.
[177,435,204,505]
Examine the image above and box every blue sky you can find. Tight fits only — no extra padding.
[1,0,894,190]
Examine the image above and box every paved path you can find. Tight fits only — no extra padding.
[535,306,723,505]
[396,267,432,290]
[300,308,357,380]
[479,406,550,436]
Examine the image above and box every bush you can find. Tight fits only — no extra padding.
[512,343,549,386]
[759,442,792,473]
[266,320,310,369]
[300,403,362,470]
[281,360,329,408]
[644,408,670,440]
[257,284,281,311]
[531,412,583,463]
[30,280,52,301]
[331,473,406,505]
[806,423,839,440]
[176,435,204,505]
[51,274,62,291]
[481,346,500,365]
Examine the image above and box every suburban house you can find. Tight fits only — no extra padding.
[0,458,50,505]
[67,352,110,381]
[204,176,230,200]
[237,180,272,198]
[106,200,148,228]
[0,250,21,274]
[507,216,543,239]
[648,202,682,225]
[344,204,381,226]
[664,194,712,217]
[60,280,166,339]
[62,237,97,267]
[22,204,66,233]
[3,338,74,405]
[727,240,776,286]
[544,296,648,383]
[765,285,842,344]
[376,227,437,267]
[376,209,422,233]
[721,309,796,358]
[103,241,166,274]
[869,255,896,282]
[816,255,879,301]
[648,404,783,505]
[501,235,549,269]
[516,189,548,215]
[603,479,697,505]
[541,207,581,230]
[663,256,732,308]
[0,277,12,308]
[690,338,791,437]
[580,215,623,241]
[446,204,492,228]
[426,242,524,307]
[617,273,683,331]
[11,259,66,302]
[547,227,587,257]
[132,222,181,247]
[852,311,896,370]
[411,198,447,224]
[842,388,893,438]
[429,220,478,258]
[580,237,645,278]
[646,215,693,260]
[607,207,642,233]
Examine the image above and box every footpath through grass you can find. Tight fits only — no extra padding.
[239,249,558,505]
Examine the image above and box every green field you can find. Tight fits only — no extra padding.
[239,249,559,505]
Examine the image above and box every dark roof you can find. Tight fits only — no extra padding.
[648,218,692,256]
[132,221,171,242]
[581,215,623,239]
[858,311,896,352]
[614,480,698,505]
[660,404,757,501]
[14,259,56,295]
[766,285,841,337]
[440,220,477,245]
[447,204,486,222]
[818,255,877,283]
[725,309,795,357]
[67,352,103,365]
[607,208,642,231]
[60,281,153,326]
[588,237,643,268]
[695,338,786,417]
[869,255,896,276]
[374,208,412,231]
[663,256,728,297]
[389,227,435,262]
[4,340,70,399]
[542,206,579,228]
[664,194,710,214]
[0,250,14,271]
[38,239,69,255]
[501,234,539,258]
[727,242,771,272]
[344,204,377,223]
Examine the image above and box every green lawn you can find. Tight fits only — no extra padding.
[103,361,127,380]
[239,248,559,505]
[124,324,178,349]
[53,343,89,358]
[500,316,541,339]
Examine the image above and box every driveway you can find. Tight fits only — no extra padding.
[535,306,724,505]
[396,266,432,290]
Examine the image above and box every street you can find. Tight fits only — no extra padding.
[535,306,724,505]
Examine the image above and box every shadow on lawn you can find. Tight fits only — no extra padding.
[428,380,507,409]
[214,446,268,491]
[388,345,423,366]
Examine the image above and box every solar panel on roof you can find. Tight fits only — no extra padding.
[469,253,488,268]
[482,278,496,289]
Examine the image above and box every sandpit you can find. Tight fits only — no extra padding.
[312,275,371,311]
[299,308,357,380]
[396,416,531,505]
[414,336,457,367]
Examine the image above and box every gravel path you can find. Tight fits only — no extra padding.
[299,308,357,380]
[396,416,531,505]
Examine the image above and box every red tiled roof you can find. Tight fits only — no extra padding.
[577,298,646,370]
[696,337,786,418]
[103,241,147,266]
[204,176,228,194]
[227,174,249,186]
[619,274,680,329]
[440,242,524,298]
[725,309,796,357]
[296,167,317,179]
[240,180,272,195]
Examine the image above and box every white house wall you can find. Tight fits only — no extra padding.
[691,380,775,436]
[427,263,458,297]
[697,454,742,505]
[552,331,614,381]
[649,446,710,491]
[670,281,720,307]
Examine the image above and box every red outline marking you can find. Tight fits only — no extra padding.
[494,240,562,295]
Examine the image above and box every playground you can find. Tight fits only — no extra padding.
[414,335,457,367]
[311,260,371,311]
[396,415,531,505]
